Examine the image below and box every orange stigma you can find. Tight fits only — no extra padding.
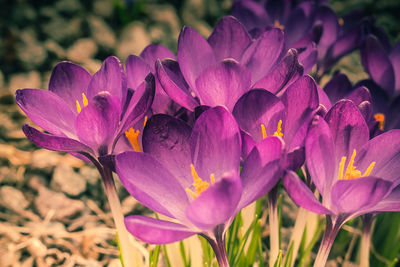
[374,113,385,131]
[125,128,142,152]
[274,20,285,30]
[185,164,215,199]
[338,149,375,180]
[338,18,344,26]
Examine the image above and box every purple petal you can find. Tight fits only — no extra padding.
[87,56,127,104]
[284,3,315,46]
[177,27,216,92]
[190,106,241,180]
[329,25,363,63]
[315,6,339,60]
[317,84,332,110]
[324,100,369,162]
[125,55,152,91]
[231,0,270,31]
[346,86,372,107]
[233,89,285,143]
[142,114,193,188]
[281,75,319,145]
[324,72,353,103]
[48,61,91,110]
[124,215,196,244]
[16,89,76,138]
[283,170,332,214]
[185,176,242,230]
[241,131,256,159]
[75,92,121,154]
[240,28,285,84]
[298,41,317,74]
[195,59,251,111]
[238,136,284,210]
[330,177,392,214]
[369,185,400,212]
[390,41,400,91]
[207,16,252,62]
[140,44,176,71]
[156,59,198,111]
[355,130,400,183]
[22,124,95,155]
[115,151,189,220]
[305,116,336,197]
[252,49,304,95]
[361,35,395,94]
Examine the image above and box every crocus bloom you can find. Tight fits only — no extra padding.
[232,75,319,170]
[115,107,284,265]
[283,100,399,266]
[156,16,303,112]
[231,0,318,73]
[16,56,155,160]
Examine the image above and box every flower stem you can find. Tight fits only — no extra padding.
[203,226,230,267]
[288,207,308,267]
[100,166,141,266]
[360,214,374,267]
[313,216,343,267]
[268,186,280,267]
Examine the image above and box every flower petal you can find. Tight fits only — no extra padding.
[252,49,304,95]
[207,16,252,62]
[87,56,127,104]
[240,28,285,84]
[238,136,284,210]
[156,59,198,111]
[16,89,76,138]
[324,72,353,104]
[140,44,176,71]
[177,27,216,92]
[48,61,91,111]
[190,106,241,180]
[298,41,318,74]
[22,124,95,155]
[115,151,189,220]
[330,177,392,214]
[125,55,152,91]
[185,176,242,230]
[75,92,121,155]
[124,215,197,244]
[324,100,369,162]
[390,41,400,91]
[369,185,400,212]
[231,0,270,31]
[142,114,193,188]
[283,170,332,214]
[232,89,285,143]
[195,59,251,111]
[315,6,339,60]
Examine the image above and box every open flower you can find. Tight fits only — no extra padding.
[16,56,155,159]
[115,107,284,264]
[156,16,303,112]
[283,100,399,266]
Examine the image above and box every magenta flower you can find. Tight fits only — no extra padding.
[283,100,399,266]
[16,56,155,159]
[156,16,303,112]
[115,107,284,265]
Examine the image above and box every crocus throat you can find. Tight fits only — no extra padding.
[124,116,148,153]
[76,93,88,113]
[338,149,375,180]
[185,164,215,199]
[374,113,385,131]
[261,120,283,139]
[274,20,285,30]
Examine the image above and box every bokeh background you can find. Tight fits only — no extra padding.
[0,0,399,266]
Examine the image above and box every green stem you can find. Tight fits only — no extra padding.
[268,186,280,267]
[202,225,230,267]
[360,214,374,267]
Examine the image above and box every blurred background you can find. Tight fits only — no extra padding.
[0,0,399,266]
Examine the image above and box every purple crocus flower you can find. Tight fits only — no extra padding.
[232,75,319,170]
[231,0,318,73]
[156,16,303,112]
[115,107,284,266]
[283,100,399,266]
[16,56,155,160]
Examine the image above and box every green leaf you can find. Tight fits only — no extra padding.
[273,250,283,267]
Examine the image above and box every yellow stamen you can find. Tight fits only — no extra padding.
[374,113,385,131]
[143,116,148,128]
[125,128,142,152]
[185,164,215,199]
[76,100,82,113]
[274,20,285,30]
[76,93,89,113]
[338,149,376,180]
[273,120,283,138]
[261,124,267,139]
[338,18,344,26]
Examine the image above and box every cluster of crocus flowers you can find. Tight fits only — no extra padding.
[16,2,400,266]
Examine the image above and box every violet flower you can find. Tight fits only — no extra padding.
[231,0,318,73]
[115,106,284,266]
[283,100,400,266]
[156,16,303,112]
